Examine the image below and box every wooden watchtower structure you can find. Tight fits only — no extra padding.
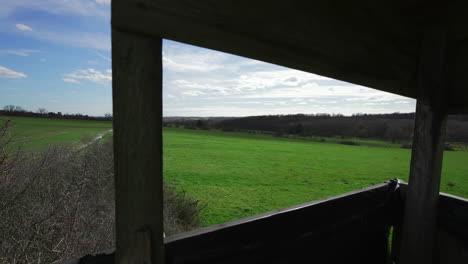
[60,1,468,263]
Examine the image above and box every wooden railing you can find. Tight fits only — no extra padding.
[54,179,468,264]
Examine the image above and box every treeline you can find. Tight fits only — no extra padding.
[164,113,468,143]
[1,105,112,121]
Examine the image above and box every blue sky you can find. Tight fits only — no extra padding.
[0,0,416,117]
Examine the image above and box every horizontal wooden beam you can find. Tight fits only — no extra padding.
[111,0,468,114]
[112,0,419,101]
[165,180,399,263]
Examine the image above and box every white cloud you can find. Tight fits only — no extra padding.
[161,40,418,116]
[34,30,110,51]
[1,1,110,19]
[169,68,332,98]
[16,23,32,31]
[65,68,111,83]
[95,51,111,61]
[95,0,111,5]
[2,49,39,56]
[163,51,228,73]
[172,79,231,95]
[63,78,80,84]
[2,26,110,50]
[0,66,27,78]
[182,90,206,96]
[235,69,329,90]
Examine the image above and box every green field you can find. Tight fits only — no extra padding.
[4,117,466,228]
[2,116,112,150]
[164,127,468,226]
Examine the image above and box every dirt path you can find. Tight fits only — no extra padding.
[77,129,113,151]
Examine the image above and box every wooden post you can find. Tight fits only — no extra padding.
[112,28,164,264]
[399,27,450,264]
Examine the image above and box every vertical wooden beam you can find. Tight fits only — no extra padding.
[399,27,450,264]
[112,28,164,264]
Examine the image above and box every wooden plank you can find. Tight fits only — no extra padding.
[399,26,450,264]
[111,0,419,103]
[436,194,468,263]
[52,181,402,264]
[165,180,399,264]
[111,0,468,114]
[394,183,468,263]
[112,28,164,263]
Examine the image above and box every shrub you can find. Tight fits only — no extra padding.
[401,143,455,151]
[339,140,360,146]
[401,143,412,149]
[163,183,205,236]
[444,144,455,151]
[0,120,203,263]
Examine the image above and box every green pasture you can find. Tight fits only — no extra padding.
[5,116,466,228]
[2,116,112,150]
[163,127,468,226]
[284,134,401,148]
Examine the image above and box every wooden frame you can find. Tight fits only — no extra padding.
[110,1,466,263]
[399,27,450,264]
[112,29,164,263]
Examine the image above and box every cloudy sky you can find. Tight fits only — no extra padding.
[0,0,416,117]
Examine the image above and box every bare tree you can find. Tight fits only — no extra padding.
[37,108,47,115]
[3,105,15,112]
[14,106,24,112]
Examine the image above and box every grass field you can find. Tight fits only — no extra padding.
[5,117,466,228]
[163,127,468,226]
[2,116,112,150]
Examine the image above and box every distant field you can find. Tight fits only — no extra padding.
[2,116,112,150]
[163,127,468,226]
[5,117,465,228]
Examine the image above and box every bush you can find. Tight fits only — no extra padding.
[339,140,360,146]
[444,144,455,151]
[401,143,412,149]
[163,183,205,235]
[0,120,203,263]
[401,143,455,151]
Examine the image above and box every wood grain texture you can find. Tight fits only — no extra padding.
[165,180,399,264]
[112,28,163,263]
[111,0,468,113]
[436,194,468,263]
[53,181,468,264]
[399,27,450,264]
[111,0,418,100]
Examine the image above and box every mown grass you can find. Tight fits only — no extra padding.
[5,116,465,228]
[163,127,468,226]
[2,116,112,150]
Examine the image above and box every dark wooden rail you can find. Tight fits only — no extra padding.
[52,179,468,264]
[54,180,399,264]
[164,180,400,264]
[393,184,468,264]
